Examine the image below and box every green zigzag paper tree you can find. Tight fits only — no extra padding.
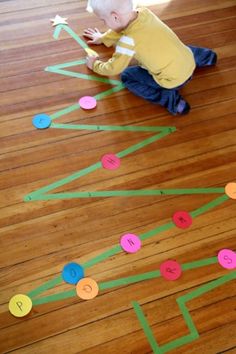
[24,24,227,203]
[24,23,178,202]
[22,22,236,353]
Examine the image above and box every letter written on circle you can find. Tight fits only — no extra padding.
[120,233,141,253]
[160,260,182,281]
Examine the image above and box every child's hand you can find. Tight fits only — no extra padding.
[86,55,99,70]
[83,28,103,45]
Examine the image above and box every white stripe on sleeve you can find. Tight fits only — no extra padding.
[115,46,135,57]
[119,35,135,46]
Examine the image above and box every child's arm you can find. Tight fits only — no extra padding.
[83,28,122,47]
[100,29,122,47]
[87,36,135,76]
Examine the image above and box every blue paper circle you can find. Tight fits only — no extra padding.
[32,113,51,129]
[62,262,84,285]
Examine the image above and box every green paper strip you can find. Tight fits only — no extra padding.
[27,193,227,301]
[50,85,124,120]
[27,275,63,299]
[25,129,175,201]
[132,301,161,353]
[161,271,236,353]
[50,124,175,133]
[94,83,125,99]
[49,84,123,121]
[117,130,172,159]
[45,59,86,70]
[99,270,161,291]
[47,66,121,85]
[161,333,199,354]
[28,255,219,304]
[99,257,219,291]
[24,162,102,201]
[24,188,225,202]
[140,222,174,241]
[51,103,80,120]
[160,301,199,353]
[83,245,122,269]
[53,24,88,49]
[182,257,217,271]
[133,271,236,353]
[179,270,236,304]
[190,194,229,218]
[51,25,121,85]
[32,288,77,306]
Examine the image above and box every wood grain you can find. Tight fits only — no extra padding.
[0,0,235,353]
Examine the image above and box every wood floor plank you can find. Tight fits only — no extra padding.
[0,0,235,353]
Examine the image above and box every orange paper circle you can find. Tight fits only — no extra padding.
[76,277,99,300]
[225,182,236,199]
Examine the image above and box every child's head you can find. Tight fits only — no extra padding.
[87,0,135,32]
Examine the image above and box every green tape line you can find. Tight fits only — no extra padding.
[190,194,229,218]
[53,24,88,49]
[82,194,228,280]
[45,59,86,70]
[50,85,124,121]
[133,271,236,353]
[50,123,175,132]
[161,333,199,354]
[24,189,225,201]
[96,256,218,291]
[179,270,236,303]
[27,254,226,305]
[32,288,77,306]
[47,66,121,85]
[140,222,174,241]
[132,301,161,353]
[83,245,122,269]
[24,162,102,201]
[51,103,80,120]
[46,59,121,86]
[25,128,175,201]
[117,130,173,158]
[99,270,161,291]
[49,82,122,121]
[160,300,199,353]
[27,275,63,299]
[93,83,125,99]
[26,192,228,300]
[182,257,218,271]
[51,24,122,85]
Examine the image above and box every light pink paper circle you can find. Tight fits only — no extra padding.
[101,154,120,170]
[160,260,182,281]
[120,234,141,253]
[172,211,192,229]
[79,96,97,110]
[218,249,236,269]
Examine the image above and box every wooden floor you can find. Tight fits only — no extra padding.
[1,0,236,353]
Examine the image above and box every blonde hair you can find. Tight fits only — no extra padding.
[87,0,134,15]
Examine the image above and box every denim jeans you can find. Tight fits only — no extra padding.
[121,45,217,115]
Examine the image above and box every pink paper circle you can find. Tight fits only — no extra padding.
[160,260,182,281]
[79,96,97,110]
[120,233,141,253]
[172,211,192,229]
[218,249,236,269]
[101,154,120,170]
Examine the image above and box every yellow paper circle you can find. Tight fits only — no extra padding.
[9,294,32,318]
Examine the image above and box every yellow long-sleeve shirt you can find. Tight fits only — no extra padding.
[93,7,196,89]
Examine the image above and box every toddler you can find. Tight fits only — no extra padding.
[84,0,217,115]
